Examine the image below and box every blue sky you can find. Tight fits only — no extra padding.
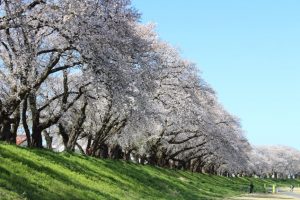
[132,0,300,149]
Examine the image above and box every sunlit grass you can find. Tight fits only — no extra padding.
[0,143,299,200]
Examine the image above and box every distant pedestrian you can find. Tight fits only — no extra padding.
[249,182,254,193]
[290,184,294,192]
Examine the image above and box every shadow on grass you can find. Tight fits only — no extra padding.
[0,146,118,200]
[30,149,204,199]
[25,148,209,199]
[29,149,138,191]
[2,144,297,200]
[101,161,216,200]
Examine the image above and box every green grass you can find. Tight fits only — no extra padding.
[0,143,299,200]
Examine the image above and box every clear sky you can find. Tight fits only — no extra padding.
[132,0,300,150]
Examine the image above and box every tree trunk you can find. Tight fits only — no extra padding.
[22,98,31,147]
[66,100,87,152]
[98,143,109,158]
[0,106,20,144]
[140,156,146,165]
[0,119,12,143]
[124,151,131,161]
[10,106,20,144]
[29,92,42,148]
[31,128,43,148]
[148,153,157,165]
[58,123,69,149]
[86,134,92,155]
[110,144,123,159]
[76,143,86,155]
[66,134,78,152]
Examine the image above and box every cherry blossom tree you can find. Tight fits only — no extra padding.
[2,0,293,177]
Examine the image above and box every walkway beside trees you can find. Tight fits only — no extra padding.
[230,188,300,200]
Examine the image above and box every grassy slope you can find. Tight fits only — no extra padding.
[0,144,299,200]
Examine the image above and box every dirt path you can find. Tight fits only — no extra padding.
[228,188,300,200]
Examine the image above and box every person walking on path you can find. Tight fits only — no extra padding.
[290,184,294,192]
[249,182,254,193]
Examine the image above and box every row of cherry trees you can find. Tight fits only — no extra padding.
[249,146,300,178]
[0,0,298,176]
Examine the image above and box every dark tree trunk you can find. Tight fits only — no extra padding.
[22,98,31,147]
[67,137,78,151]
[185,160,191,171]
[0,106,20,144]
[67,133,80,152]
[177,160,186,170]
[29,92,43,148]
[0,87,22,144]
[76,143,86,155]
[10,106,20,144]
[31,128,43,148]
[98,143,109,158]
[148,145,159,165]
[274,172,278,179]
[148,153,158,165]
[140,156,146,165]
[66,101,87,152]
[157,151,168,167]
[110,144,123,159]
[59,123,69,149]
[86,134,93,155]
[124,151,131,161]
[0,119,13,143]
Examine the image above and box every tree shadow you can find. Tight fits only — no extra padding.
[0,146,118,200]
[29,149,207,199]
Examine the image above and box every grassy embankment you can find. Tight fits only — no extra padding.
[0,143,299,200]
